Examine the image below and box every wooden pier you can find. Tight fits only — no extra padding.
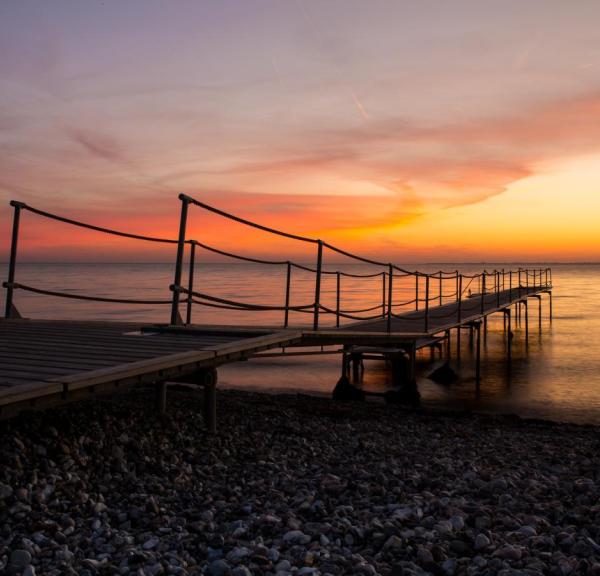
[1,196,552,425]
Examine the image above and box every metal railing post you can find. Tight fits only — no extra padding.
[481,273,486,314]
[313,240,323,330]
[284,261,291,328]
[415,273,419,311]
[455,270,459,302]
[439,271,443,306]
[170,194,190,325]
[335,271,341,328]
[387,264,393,332]
[185,240,197,325]
[425,274,430,333]
[496,270,500,308]
[457,274,463,323]
[509,270,513,301]
[5,200,23,318]
[381,272,386,318]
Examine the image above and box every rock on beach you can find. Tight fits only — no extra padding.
[1,388,600,575]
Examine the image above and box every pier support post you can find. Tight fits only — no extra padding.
[504,308,512,365]
[204,381,217,434]
[483,316,488,344]
[456,326,461,363]
[475,321,482,388]
[523,300,529,345]
[179,368,218,432]
[446,329,451,360]
[351,352,362,382]
[548,291,553,322]
[156,381,167,415]
[408,342,417,384]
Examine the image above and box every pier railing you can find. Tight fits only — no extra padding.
[3,196,552,332]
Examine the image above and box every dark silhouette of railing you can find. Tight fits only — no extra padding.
[3,196,553,333]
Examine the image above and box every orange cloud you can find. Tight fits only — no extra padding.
[3,92,600,261]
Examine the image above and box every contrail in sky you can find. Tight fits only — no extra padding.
[295,0,370,121]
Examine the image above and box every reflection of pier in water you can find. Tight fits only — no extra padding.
[1,195,552,427]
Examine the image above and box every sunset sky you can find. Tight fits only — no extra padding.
[2,0,600,262]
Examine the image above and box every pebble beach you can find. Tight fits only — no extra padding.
[2,389,600,576]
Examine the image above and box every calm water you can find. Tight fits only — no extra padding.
[4,262,600,425]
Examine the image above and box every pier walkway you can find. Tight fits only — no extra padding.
[1,195,552,423]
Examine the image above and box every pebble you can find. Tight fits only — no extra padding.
[10,549,32,568]
[475,533,491,550]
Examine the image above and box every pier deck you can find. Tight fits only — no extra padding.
[0,319,300,419]
[303,285,546,346]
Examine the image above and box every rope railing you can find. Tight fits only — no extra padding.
[3,282,176,305]
[3,196,553,334]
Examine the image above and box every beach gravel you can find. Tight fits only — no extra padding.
[1,388,600,575]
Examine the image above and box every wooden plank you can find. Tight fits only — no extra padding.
[0,367,79,380]
[0,323,239,342]
[0,330,241,352]
[0,354,121,369]
[0,338,185,356]
[0,332,198,350]
[0,344,158,363]
[0,342,160,361]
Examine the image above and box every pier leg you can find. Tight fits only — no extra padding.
[524,300,529,345]
[351,353,361,383]
[156,381,167,415]
[204,382,217,434]
[483,316,487,345]
[469,325,474,349]
[408,343,416,383]
[505,309,512,365]
[538,296,542,331]
[456,326,461,363]
[446,330,451,360]
[190,368,218,432]
[475,322,481,389]
[548,291,553,322]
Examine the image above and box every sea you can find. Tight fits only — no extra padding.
[4,261,599,425]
